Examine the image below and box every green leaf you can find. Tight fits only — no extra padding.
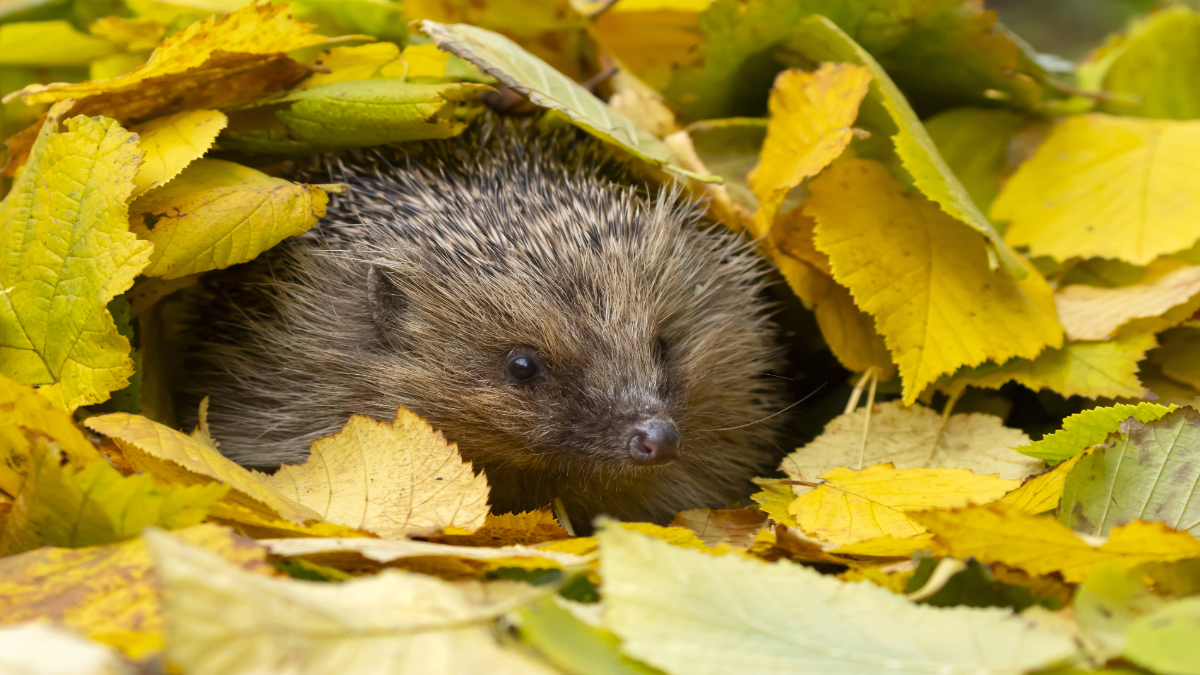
[1124,595,1200,675]
[275,80,490,148]
[514,596,664,675]
[788,16,1026,278]
[1074,564,1166,657]
[420,21,710,182]
[924,107,1027,221]
[1080,7,1200,121]
[597,521,1077,675]
[129,159,329,279]
[0,103,152,411]
[1015,403,1176,463]
[687,118,768,210]
[0,441,227,556]
[1059,407,1200,537]
[291,0,407,43]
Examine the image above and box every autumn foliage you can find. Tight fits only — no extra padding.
[1,1,1200,674]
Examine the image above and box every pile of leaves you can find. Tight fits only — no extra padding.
[1,1,1200,673]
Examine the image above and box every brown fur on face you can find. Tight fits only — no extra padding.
[184,119,784,527]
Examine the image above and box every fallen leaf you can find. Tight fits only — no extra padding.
[993,114,1200,265]
[0,21,116,66]
[597,521,1077,675]
[669,508,769,548]
[512,596,661,675]
[1056,265,1200,341]
[0,622,130,675]
[1124,595,1200,675]
[265,408,490,538]
[146,529,557,675]
[913,503,1200,583]
[0,524,271,658]
[428,509,570,547]
[781,402,1039,485]
[998,452,1086,515]
[0,102,151,411]
[85,411,320,526]
[790,464,1020,546]
[924,107,1028,215]
[1059,407,1200,537]
[807,158,1063,405]
[750,478,798,527]
[296,42,403,89]
[130,109,227,196]
[0,374,103,500]
[1074,564,1166,657]
[1014,402,1175,462]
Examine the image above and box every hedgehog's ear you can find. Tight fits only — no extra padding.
[367,265,407,334]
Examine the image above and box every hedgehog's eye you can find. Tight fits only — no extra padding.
[506,352,541,383]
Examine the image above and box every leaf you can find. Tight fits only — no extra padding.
[130,109,227,196]
[0,524,271,658]
[0,373,104,500]
[998,452,1087,515]
[1081,7,1200,121]
[792,16,1026,278]
[0,437,226,556]
[1056,265,1200,341]
[937,333,1156,402]
[264,408,490,538]
[790,464,1020,546]
[420,21,702,181]
[781,402,1040,484]
[1148,327,1200,389]
[993,114,1200,265]
[295,42,403,89]
[596,521,1077,675]
[806,158,1063,405]
[127,158,328,279]
[274,80,489,147]
[1059,407,1200,537]
[513,596,663,675]
[924,107,1027,216]
[85,411,320,526]
[912,502,1200,583]
[145,529,557,675]
[750,478,798,527]
[0,20,116,66]
[3,2,341,172]
[747,62,872,237]
[0,103,152,411]
[259,537,588,578]
[668,508,768,548]
[1015,403,1176,462]
[1124,595,1200,675]
[428,509,571,547]
[1074,564,1166,657]
[290,0,408,43]
[0,622,130,675]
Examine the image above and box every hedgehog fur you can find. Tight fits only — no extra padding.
[184,118,784,527]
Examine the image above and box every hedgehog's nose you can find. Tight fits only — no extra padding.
[629,419,681,466]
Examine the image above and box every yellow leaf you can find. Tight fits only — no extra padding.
[807,158,1064,405]
[913,503,1200,583]
[89,16,167,52]
[994,114,1200,265]
[128,158,328,279]
[790,464,1020,547]
[839,565,914,594]
[0,103,152,411]
[747,62,872,237]
[0,374,103,501]
[831,533,936,559]
[0,524,272,659]
[265,408,490,539]
[1056,265,1200,341]
[85,412,320,526]
[749,478,798,527]
[299,42,403,89]
[0,21,116,66]
[669,508,769,548]
[146,530,558,675]
[399,43,453,79]
[998,451,1086,515]
[130,109,227,196]
[428,509,571,547]
[937,332,1155,400]
[781,402,1040,485]
[538,521,733,559]
[2,3,342,172]
[0,439,226,556]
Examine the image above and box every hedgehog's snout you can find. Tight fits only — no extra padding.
[628,418,681,466]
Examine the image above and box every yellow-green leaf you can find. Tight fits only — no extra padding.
[1015,402,1176,463]
[265,407,490,538]
[296,42,403,89]
[0,103,152,411]
[807,158,1063,405]
[0,21,116,66]
[130,110,227,196]
[0,374,103,501]
[128,159,328,279]
[259,537,588,577]
[994,114,1200,265]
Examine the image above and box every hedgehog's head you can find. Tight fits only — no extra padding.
[360,187,778,485]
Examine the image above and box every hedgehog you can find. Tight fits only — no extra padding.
[184,117,784,527]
